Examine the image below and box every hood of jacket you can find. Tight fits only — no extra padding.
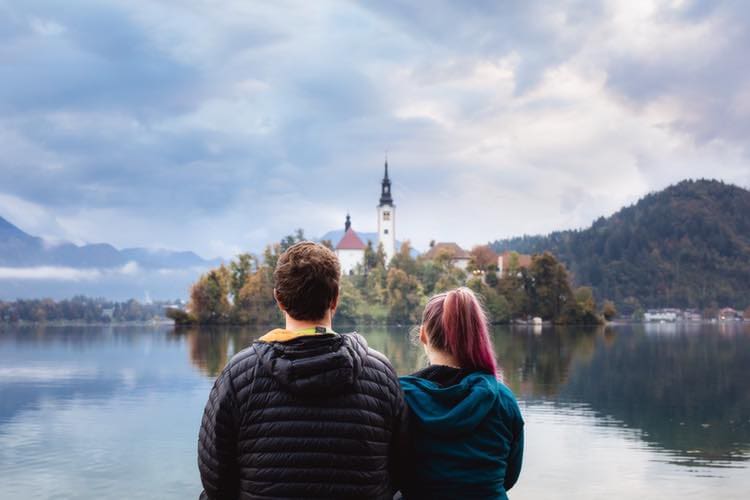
[399,371,499,436]
[254,331,368,397]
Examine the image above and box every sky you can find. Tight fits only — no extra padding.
[1,0,749,259]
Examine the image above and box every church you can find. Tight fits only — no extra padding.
[335,161,396,274]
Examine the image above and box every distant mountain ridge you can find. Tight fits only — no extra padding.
[490,179,750,310]
[0,216,220,269]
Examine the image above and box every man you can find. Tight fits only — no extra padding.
[198,241,404,499]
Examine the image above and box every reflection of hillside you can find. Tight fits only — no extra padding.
[562,324,750,466]
[493,326,602,397]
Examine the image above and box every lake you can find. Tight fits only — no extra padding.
[1,322,749,499]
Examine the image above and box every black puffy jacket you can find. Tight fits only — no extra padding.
[198,330,405,499]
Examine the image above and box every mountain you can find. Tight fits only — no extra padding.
[0,216,221,300]
[0,216,219,269]
[490,179,750,311]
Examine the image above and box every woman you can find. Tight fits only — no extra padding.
[398,287,524,500]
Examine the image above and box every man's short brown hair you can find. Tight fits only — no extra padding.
[273,241,341,321]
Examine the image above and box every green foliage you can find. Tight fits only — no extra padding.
[229,253,254,300]
[183,232,602,326]
[466,277,510,324]
[166,307,195,324]
[0,296,175,323]
[389,241,418,275]
[528,252,574,320]
[490,179,750,310]
[386,267,424,323]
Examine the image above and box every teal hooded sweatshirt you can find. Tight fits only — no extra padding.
[398,369,524,500]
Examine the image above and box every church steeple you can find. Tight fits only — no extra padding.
[379,159,393,206]
[344,213,351,232]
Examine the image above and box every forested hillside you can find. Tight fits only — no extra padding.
[491,180,750,311]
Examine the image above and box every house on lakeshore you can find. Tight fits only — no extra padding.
[644,309,679,322]
[719,307,742,321]
[424,242,471,271]
[335,215,366,275]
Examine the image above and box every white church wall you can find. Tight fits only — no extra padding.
[337,249,364,275]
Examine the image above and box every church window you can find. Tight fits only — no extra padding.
[383,211,391,221]
[384,229,389,234]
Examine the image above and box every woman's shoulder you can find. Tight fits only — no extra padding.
[492,379,524,423]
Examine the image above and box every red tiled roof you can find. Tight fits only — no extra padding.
[336,228,366,250]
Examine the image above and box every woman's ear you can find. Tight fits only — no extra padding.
[419,325,428,346]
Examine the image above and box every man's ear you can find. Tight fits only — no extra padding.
[329,291,339,313]
[273,288,286,313]
[419,325,428,346]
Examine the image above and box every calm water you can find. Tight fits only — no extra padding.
[1,323,749,499]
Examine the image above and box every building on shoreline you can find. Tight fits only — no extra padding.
[335,214,367,275]
[335,161,396,274]
[423,242,471,271]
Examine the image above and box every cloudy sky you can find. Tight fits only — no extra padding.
[1,0,749,259]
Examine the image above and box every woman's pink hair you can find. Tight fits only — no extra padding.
[421,287,497,376]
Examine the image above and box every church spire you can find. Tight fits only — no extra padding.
[379,159,393,206]
[345,213,351,232]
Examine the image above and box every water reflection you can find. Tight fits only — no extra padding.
[1,322,749,499]
[560,324,750,467]
[179,322,750,469]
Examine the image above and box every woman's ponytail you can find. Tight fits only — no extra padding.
[422,287,497,376]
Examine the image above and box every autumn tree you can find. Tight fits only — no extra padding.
[190,266,231,323]
[602,300,618,321]
[469,245,498,272]
[234,267,278,324]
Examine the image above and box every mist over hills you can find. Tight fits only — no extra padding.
[0,216,220,300]
[491,179,750,311]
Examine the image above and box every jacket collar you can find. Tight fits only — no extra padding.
[258,326,337,343]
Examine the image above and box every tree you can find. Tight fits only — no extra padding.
[469,245,498,272]
[390,241,418,275]
[280,228,305,251]
[235,267,278,324]
[574,287,597,314]
[602,300,618,321]
[467,277,510,323]
[335,277,363,326]
[229,253,255,301]
[190,266,231,323]
[386,267,424,323]
[364,240,381,272]
[528,252,574,321]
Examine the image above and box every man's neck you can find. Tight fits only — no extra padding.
[284,312,333,332]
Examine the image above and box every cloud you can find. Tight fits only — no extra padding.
[0,0,748,260]
[0,262,139,281]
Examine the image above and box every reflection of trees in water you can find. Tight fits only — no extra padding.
[180,322,750,465]
[561,324,750,466]
[493,325,602,397]
[179,325,426,377]
[177,326,266,377]
[358,327,425,375]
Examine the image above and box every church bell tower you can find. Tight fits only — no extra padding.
[377,160,396,265]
